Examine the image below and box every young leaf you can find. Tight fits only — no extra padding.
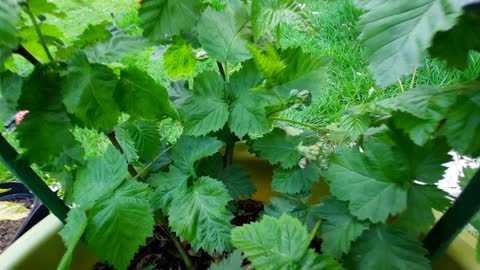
[0,72,22,119]
[116,66,179,121]
[115,120,163,162]
[148,165,189,210]
[317,197,369,258]
[251,0,313,41]
[208,250,243,270]
[356,0,463,87]
[252,128,303,169]
[171,135,223,176]
[248,44,286,79]
[163,41,197,79]
[197,0,252,64]
[58,208,88,270]
[345,224,430,270]
[86,180,155,270]
[178,71,229,136]
[324,140,409,223]
[168,176,233,253]
[62,53,120,129]
[0,0,20,66]
[72,146,128,209]
[265,195,323,231]
[139,0,203,40]
[227,60,271,138]
[232,214,342,270]
[272,165,320,194]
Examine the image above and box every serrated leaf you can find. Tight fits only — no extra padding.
[164,41,197,79]
[115,120,162,162]
[72,146,128,209]
[62,53,120,129]
[443,95,480,156]
[251,0,313,41]
[248,44,286,79]
[338,111,371,142]
[75,22,113,48]
[148,165,189,210]
[429,9,480,69]
[0,201,29,221]
[232,214,341,270]
[116,66,179,121]
[227,60,270,138]
[0,72,23,120]
[83,34,150,64]
[271,48,330,98]
[324,140,409,223]
[406,137,451,184]
[393,184,451,236]
[272,165,320,194]
[167,80,191,106]
[179,71,229,136]
[317,197,368,258]
[139,0,203,40]
[172,135,223,176]
[58,208,88,270]
[29,0,65,18]
[345,224,430,270]
[252,128,303,168]
[218,164,256,200]
[265,195,322,231]
[0,0,20,66]
[208,250,243,270]
[356,0,463,87]
[168,176,233,253]
[86,180,155,270]
[197,0,252,64]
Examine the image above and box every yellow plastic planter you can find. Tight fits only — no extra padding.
[1,144,478,269]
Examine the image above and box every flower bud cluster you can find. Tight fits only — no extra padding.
[288,89,312,111]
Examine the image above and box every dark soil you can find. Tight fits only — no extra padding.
[93,199,264,270]
[0,198,33,254]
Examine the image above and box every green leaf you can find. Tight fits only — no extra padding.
[406,137,451,184]
[443,96,480,156]
[208,250,243,270]
[264,195,323,231]
[248,44,286,79]
[75,22,113,48]
[179,71,229,136]
[197,0,252,64]
[317,197,369,258]
[393,184,451,236]
[167,80,191,106]
[168,176,233,253]
[72,146,128,209]
[58,208,88,270]
[272,165,320,194]
[29,0,65,18]
[345,224,430,270]
[429,9,480,69]
[0,72,23,120]
[139,0,203,40]
[232,214,341,270]
[324,140,409,223]
[115,120,162,162]
[251,0,313,41]
[83,34,150,64]
[218,164,256,200]
[172,135,223,176]
[252,128,303,168]
[0,0,20,66]
[149,165,189,210]
[227,60,271,138]
[164,41,197,79]
[86,180,155,270]
[356,0,463,87]
[116,66,179,121]
[271,48,330,98]
[62,53,120,129]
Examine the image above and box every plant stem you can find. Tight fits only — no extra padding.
[270,117,328,133]
[23,2,55,63]
[223,138,235,168]
[397,79,405,92]
[224,62,229,82]
[106,132,138,178]
[13,45,40,66]
[275,25,281,49]
[410,66,417,89]
[159,224,195,270]
[217,61,226,80]
[0,135,68,222]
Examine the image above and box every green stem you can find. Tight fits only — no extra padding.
[159,224,195,270]
[0,135,68,222]
[23,3,55,63]
[224,62,229,82]
[106,132,138,178]
[275,25,281,49]
[270,117,328,133]
[223,138,235,168]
